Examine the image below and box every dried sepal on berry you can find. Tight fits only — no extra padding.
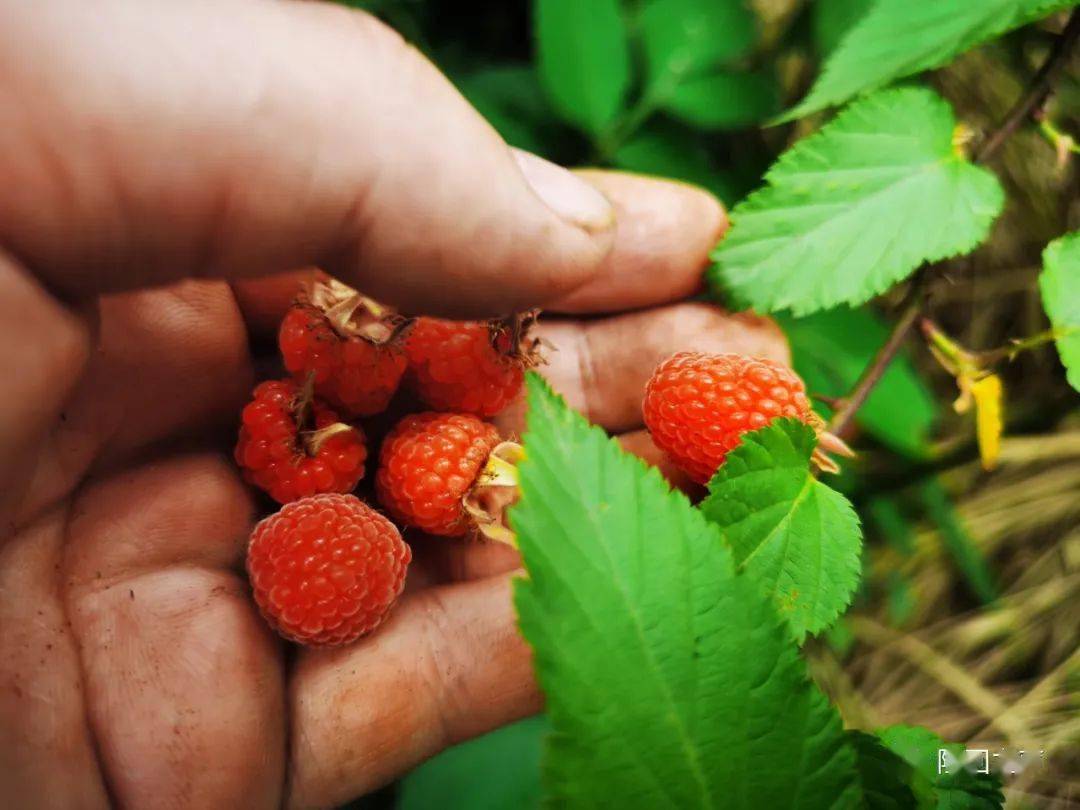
[405,310,544,418]
[306,277,414,345]
[462,440,525,547]
[279,277,412,417]
[490,309,545,366]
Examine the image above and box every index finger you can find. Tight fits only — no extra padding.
[231,171,728,335]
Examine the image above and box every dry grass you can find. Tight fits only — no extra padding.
[810,432,1080,808]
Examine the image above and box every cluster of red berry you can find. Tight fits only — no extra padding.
[236,275,835,649]
[236,276,536,647]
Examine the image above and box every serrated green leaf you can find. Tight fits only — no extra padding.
[513,374,860,808]
[699,419,862,641]
[398,716,546,810]
[534,0,631,136]
[710,87,1005,316]
[1039,229,1080,392]
[877,725,951,808]
[848,731,919,809]
[639,0,756,94]
[613,122,742,203]
[784,0,1080,120]
[778,307,938,457]
[877,725,1005,810]
[662,69,779,129]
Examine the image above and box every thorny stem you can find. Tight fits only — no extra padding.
[827,9,1080,440]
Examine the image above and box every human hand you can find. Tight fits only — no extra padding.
[0,2,788,807]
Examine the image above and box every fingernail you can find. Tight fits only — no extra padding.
[512,149,614,234]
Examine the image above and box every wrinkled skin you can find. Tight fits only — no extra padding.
[0,1,789,808]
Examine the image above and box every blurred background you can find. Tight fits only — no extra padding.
[337,0,1080,806]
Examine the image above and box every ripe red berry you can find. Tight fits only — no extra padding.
[642,352,813,484]
[375,412,506,537]
[279,280,409,417]
[235,378,367,504]
[247,493,411,647]
[404,314,538,417]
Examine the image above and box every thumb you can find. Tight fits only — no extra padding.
[0,0,614,317]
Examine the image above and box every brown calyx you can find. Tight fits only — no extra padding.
[292,372,358,458]
[489,309,546,367]
[462,441,525,546]
[303,277,414,345]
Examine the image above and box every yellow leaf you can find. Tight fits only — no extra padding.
[971,374,1003,470]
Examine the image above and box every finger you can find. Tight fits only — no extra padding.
[0,509,111,808]
[0,252,89,522]
[617,430,701,495]
[229,168,727,337]
[231,268,319,341]
[551,170,727,314]
[288,574,538,807]
[404,533,523,589]
[0,0,613,317]
[496,303,791,435]
[18,282,254,526]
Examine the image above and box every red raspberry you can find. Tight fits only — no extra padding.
[642,352,812,484]
[404,314,538,417]
[375,412,503,537]
[235,378,366,504]
[247,494,411,647]
[279,280,409,417]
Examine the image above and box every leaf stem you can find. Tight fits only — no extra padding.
[828,9,1080,440]
[828,289,923,440]
[976,8,1080,164]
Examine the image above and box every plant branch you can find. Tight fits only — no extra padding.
[977,9,1080,164]
[828,290,923,440]
[827,9,1080,440]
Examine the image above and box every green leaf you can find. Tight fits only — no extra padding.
[534,0,631,136]
[848,731,919,809]
[812,0,873,55]
[662,69,780,129]
[454,65,555,155]
[1039,229,1080,392]
[778,307,937,457]
[784,0,1080,119]
[710,87,1005,316]
[700,419,862,641]
[398,716,546,810]
[613,122,742,203]
[513,374,860,808]
[638,0,756,94]
[877,725,1005,810]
